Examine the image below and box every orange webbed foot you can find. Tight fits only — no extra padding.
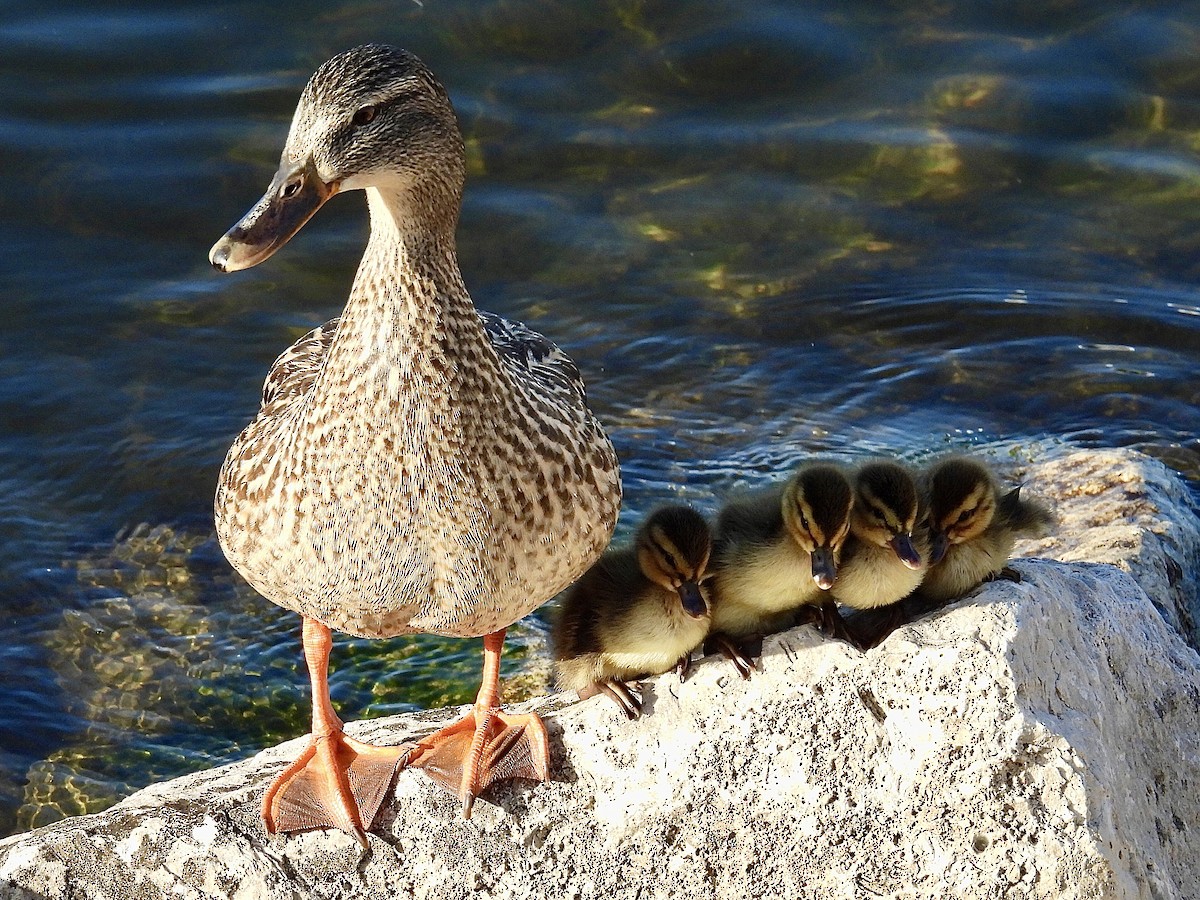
[408,707,550,818]
[262,731,411,847]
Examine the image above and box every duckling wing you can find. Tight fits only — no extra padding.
[997,485,1055,536]
[714,486,786,559]
[554,551,640,659]
[478,310,586,406]
[260,317,340,409]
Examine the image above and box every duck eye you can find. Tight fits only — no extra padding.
[957,508,975,524]
[352,105,379,127]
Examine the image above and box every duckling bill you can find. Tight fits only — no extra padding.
[554,505,713,720]
[916,456,1053,605]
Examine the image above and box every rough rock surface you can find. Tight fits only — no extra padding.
[1,447,1198,900]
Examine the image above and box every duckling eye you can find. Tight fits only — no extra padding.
[957,508,975,524]
[352,105,379,127]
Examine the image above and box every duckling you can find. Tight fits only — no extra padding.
[915,456,1054,605]
[554,505,713,720]
[708,463,856,670]
[831,461,927,640]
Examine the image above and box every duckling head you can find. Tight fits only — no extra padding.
[781,464,854,590]
[211,44,465,273]
[635,505,713,618]
[924,457,997,564]
[850,461,923,569]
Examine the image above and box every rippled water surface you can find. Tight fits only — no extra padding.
[1,0,1198,833]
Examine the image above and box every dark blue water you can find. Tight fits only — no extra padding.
[1,0,1197,833]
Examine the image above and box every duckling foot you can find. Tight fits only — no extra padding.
[852,601,909,650]
[705,633,758,679]
[579,679,643,719]
[816,600,867,650]
[991,565,1023,584]
[407,629,550,818]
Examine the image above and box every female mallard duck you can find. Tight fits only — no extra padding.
[209,45,620,844]
[830,461,926,638]
[553,505,713,720]
[915,456,1053,604]
[708,462,856,669]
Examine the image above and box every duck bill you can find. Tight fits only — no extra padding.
[209,156,337,273]
[810,547,838,591]
[929,531,950,565]
[676,582,708,618]
[889,532,923,569]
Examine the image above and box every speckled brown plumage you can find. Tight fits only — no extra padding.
[213,45,621,642]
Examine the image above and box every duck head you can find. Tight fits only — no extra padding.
[635,505,714,619]
[780,463,854,590]
[210,44,464,273]
[923,457,998,564]
[850,461,923,569]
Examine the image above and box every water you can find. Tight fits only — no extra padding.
[0,0,1197,834]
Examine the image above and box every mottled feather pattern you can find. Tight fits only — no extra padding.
[214,45,620,643]
[217,253,621,640]
[478,310,584,404]
[261,318,340,409]
[259,311,581,414]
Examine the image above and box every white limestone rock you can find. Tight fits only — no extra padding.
[1011,447,1199,645]
[0,447,1197,900]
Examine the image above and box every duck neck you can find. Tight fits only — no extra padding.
[332,186,486,370]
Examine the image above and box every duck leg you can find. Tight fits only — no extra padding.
[408,628,550,818]
[674,652,693,682]
[705,632,759,679]
[262,618,411,847]
[989,565,1023,584]
[816,599,866,650]
[577,678,643,719]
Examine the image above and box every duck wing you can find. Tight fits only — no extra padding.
[260,317,341,410]
[477,310,586,406]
